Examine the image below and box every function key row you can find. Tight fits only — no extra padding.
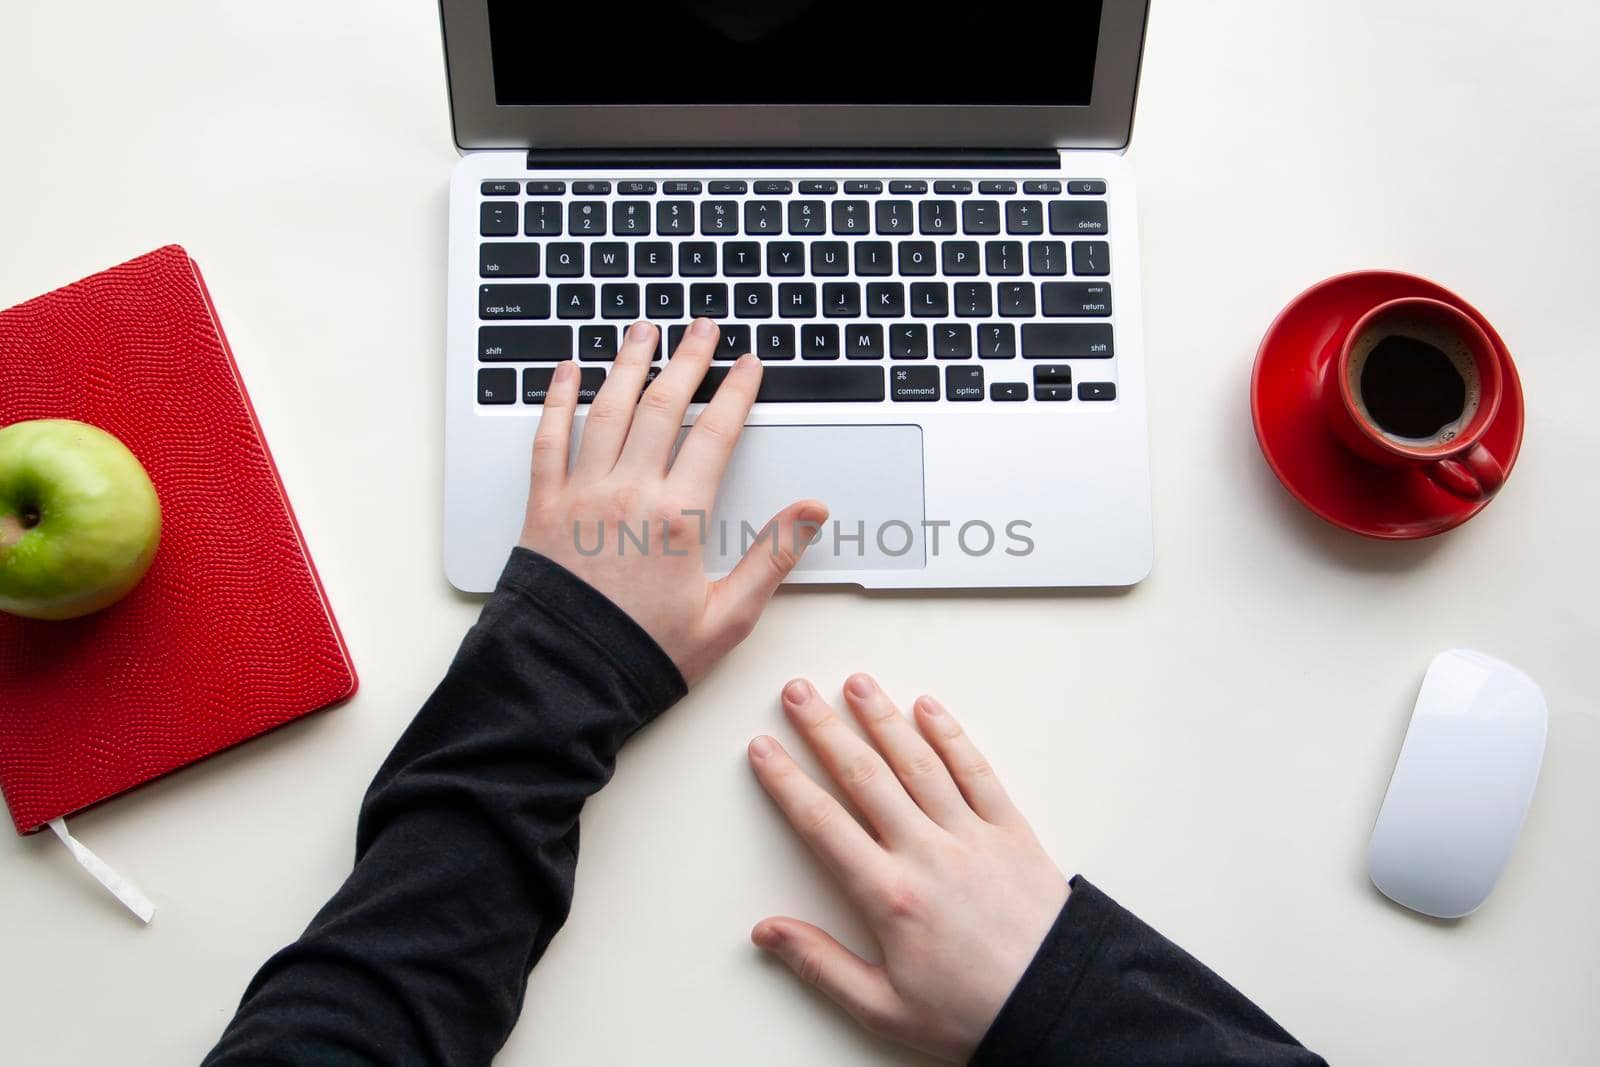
[481,178,1102,197]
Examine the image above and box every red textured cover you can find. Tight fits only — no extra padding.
[0,246,358,834]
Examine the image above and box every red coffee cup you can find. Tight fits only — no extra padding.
[1322,297,1507,500]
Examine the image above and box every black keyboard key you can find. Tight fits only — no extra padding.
[745,200,783,234]
[999,282,1036,317]
[617,180,656,195]
[799,179,838,194]
[845,180,883,194]
[801,324,841,360]
[946,365,985,400]
[768,242,806,276]
[479,325,573,362]
[889,179,928,194]
[898,242,936,276]
[911,282,948,317]
[526,180,566,196]
[580,325,618,360]
[636,242,672,277]
[723,242,761,276]
[690,282,729,318]
[990,381,1027,401]
[568,201,606,235]
[875,200,914,234]
[985,241,1024,276]
[919,200,957,234]
[1035,384,1073,402]
[1006,200,1044,235]
[758,324,797,359]
[962,201,1001,234]
[645,283,684,319]
[523,366,606,404]
[663,180,702,195]
[1024,180,1062,194]
[788,200,826,234]
[1022,323,1114,358]
[657,201,694,235]
[868,282,905,317]
[935,323,973,359]
[891,365,940,401]
[1073,241,1110,276]
[978,181,1017,195]
[832,200,870,234]
[933,180,973,195]
[692,365,885,403]
[779,282,817,318]
[1034,364,1072,385]
[1042,282,1113,317]
[1078,381,1116,401]
[547,243,584,276]
[479,283,551,319]
[679,242,716,276]
[978,323,1017,358]
[812,242,849,276]
[754,179,793,194]
[590,243,628,277]
[955,282,992,317]
[846,324,885,359]
[481,180,519,196]
[942,241,980,276]
[557,283,596,319]
[1028,241,1068,276]
[716,325,753,360]
[701,200,738,234]
[477,367,516,404]
[572,181,611,195]
[480,202,518,236]
[601,283,639,319]
[855,241,893,276]
[1050,200,1108,235]
[735,282,773,318]
[613,201,651,235]
[1067,180,1107,195]
[890,324,929,359]
[823,282,860,317]
[708,180,748,194]
[480,243,539,278]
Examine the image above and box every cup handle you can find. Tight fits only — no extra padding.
[1428,443,1506,500]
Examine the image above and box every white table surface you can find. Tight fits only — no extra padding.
[3,2,1598,1063]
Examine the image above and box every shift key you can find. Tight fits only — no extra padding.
[479,325,573,361]
[1021,323,1114,358]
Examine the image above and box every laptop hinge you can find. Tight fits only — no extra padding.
[525,148,1060,170]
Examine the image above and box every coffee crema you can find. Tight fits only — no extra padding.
[1346,318,1481,449]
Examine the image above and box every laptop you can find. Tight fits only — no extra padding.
[439,1,1153,591]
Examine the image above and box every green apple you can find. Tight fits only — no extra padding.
[0,419,162,620]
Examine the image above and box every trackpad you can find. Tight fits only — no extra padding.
[704,425,926,573]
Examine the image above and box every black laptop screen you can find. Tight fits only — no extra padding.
[486,2,1103,106]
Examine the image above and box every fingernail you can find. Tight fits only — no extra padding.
[783,679,810,706]
[798,503,828,526]
[749,735,774,758]
[846,674,874,699]
[554,359,576,382]
[734,352,760,371]
[752,924,783,949]
[918,695,945,717]
[628,320,654,341]
[691,316,717,337]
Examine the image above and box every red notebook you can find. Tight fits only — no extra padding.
[0,246,358,834]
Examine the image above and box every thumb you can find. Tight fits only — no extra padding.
[711,498,828,628]
[752,918,902,1037]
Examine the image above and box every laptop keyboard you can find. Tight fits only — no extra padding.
[473,177,1117,407]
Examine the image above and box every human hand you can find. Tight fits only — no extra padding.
[747,675,1070,1063]
[517,319,827,685]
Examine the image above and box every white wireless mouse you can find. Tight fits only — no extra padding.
[1367,649,1547,919]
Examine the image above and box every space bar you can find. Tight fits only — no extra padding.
[692,366,885,403]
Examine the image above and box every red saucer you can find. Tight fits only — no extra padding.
[1251,271,1524,540]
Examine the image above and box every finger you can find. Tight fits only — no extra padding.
[709,499,828,635]
[666,350,760,499]
[747,733,890,897]
[572,320,657,481]
[781,679,928,843]
[752,918,903,1038]
[616,316,719,476]
[913,695,1023,826]
[841,674,973,830]
[527,360,579,509]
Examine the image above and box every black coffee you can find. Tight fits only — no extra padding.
[1359,335,1466,440]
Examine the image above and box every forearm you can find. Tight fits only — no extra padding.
[971,877,1326,1067]
[204,549,685,1065]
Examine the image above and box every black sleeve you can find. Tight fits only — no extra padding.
[970,876,1326,1067]
[203,548,686,1066]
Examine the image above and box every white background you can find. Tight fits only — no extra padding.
[2,2,1598,1063]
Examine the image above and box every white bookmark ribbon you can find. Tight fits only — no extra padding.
[47,817,155,924]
